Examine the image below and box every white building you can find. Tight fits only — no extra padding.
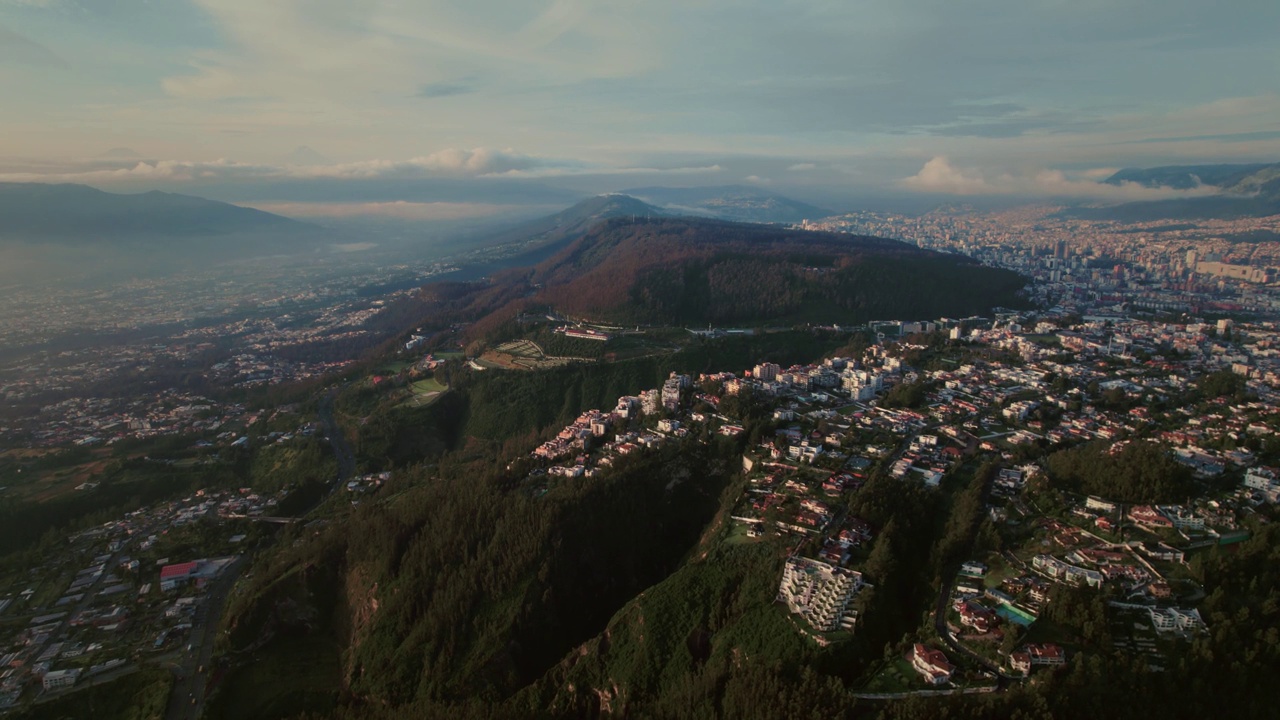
[42,668,80,691]
[777,557,865,632]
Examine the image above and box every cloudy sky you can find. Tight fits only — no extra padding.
[2,0,1278,209]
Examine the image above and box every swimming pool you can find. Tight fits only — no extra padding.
[996,603,1036,626]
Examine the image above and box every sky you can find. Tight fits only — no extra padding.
[2,0,1279,213]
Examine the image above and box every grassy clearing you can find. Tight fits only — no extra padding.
[373,360,411,374]
[400,377,449,408]
[409,377,447,395]
[861,654,922,693]
[723,522,763,546]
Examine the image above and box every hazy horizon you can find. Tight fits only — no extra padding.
[2,1,1279,219]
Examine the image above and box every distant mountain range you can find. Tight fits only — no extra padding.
[0,182,312,242]
[621,185,832,223]
[1072,162,1280,221]
[1103,164,1273,191]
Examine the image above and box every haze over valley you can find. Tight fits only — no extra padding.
[3,2,1280,719]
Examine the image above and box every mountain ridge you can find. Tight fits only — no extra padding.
[0,181,313,241]
[621,184,832,223]
[1069,162,1280,221]
[467,215,1028,331]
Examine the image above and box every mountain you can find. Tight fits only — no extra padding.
[283,145,331,166]
[511,216,1026,327]
[99,147,142,159]
[1102,163,1275,191]
[456,194,668,266]
[0,182,312,241]
[1073,162,1280,221]
[622,185,832,223]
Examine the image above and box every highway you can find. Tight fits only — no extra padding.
[160,393,348,719]
[163,556,246,720]
[156,390,349,719]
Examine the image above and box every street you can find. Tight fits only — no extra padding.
[163,556,246,720]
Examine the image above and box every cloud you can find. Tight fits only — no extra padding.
[1119,130,1280,145]
[246,200,537,221]
[743,175,770,184]
[900,156,1225,200]
[301,148,552,179]
[0,158,281,183]
[0,149,724,185]
[0,27,68,68]
[416,80,476,98]
[787,163,817,172]
[496,163,723,179]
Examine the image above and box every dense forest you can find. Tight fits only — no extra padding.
[219,438,738,714]
[1043,440,1197,503]
[379,217,1026,349]
[522,218,1028,326]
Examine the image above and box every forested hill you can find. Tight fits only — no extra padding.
[519,217,1027,326]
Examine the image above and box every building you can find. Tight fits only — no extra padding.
[777,557,865,632]
[957,601,998,634]
[1149,607,1206,634]
[753,362,780,382]
[660,373,691,412]
[1026,643,1065,666]
[159,561,199,592]
[1243,468,1277,492]
[910,643,954,685]
[1085,496,1117,514]
[42,668,80,691]
[641,389,661,415]
[1032,554,1104,588]
[561,327,611,341]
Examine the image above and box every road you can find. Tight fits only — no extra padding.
[163,556,246,720]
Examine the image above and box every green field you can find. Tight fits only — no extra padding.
[410,377,447,395]
[860,654,924,693]
[402,377,449,408]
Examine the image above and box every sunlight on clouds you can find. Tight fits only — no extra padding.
[901,156,1224,200]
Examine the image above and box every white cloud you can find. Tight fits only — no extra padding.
[299,148,551,179]
[787,163,817,171]
[900,156,1225,200]
[0,149,724,184]
[246,200,541,221]
[0,158,280,183]
[496,163,723,179]
[743,174,770,184]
